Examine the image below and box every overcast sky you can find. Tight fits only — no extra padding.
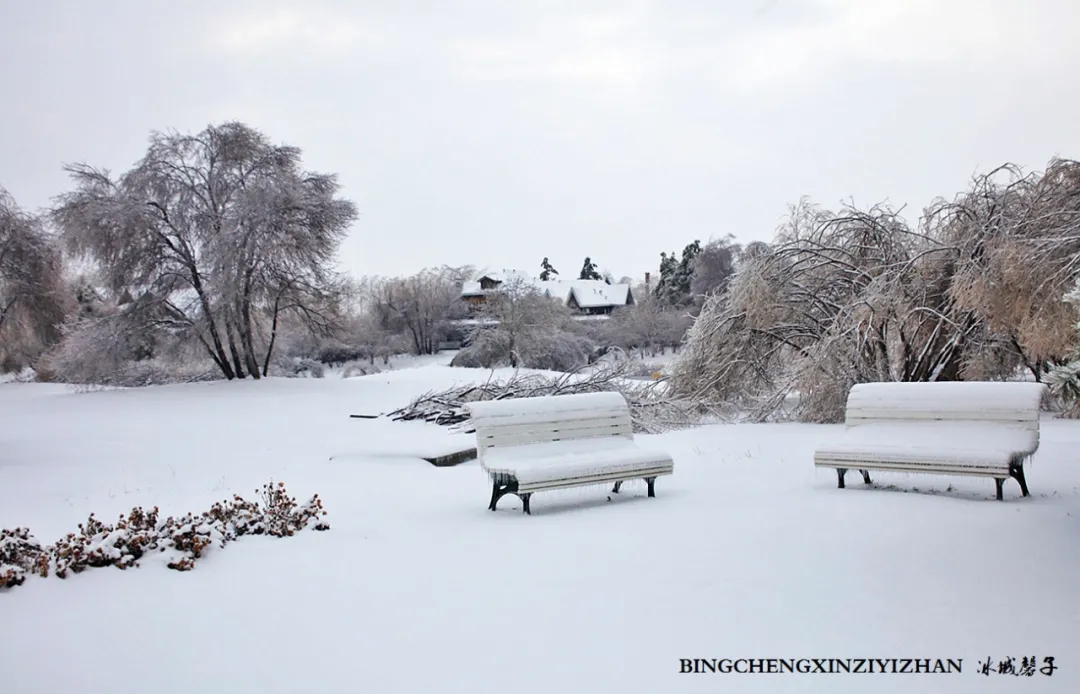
[2,0,1078,281]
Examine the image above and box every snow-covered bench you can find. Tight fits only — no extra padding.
[813,381,1047,500]
[465,391,674,514]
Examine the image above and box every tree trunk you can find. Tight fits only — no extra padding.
[237,270,262,379]
[225,313,247,378]
[191,272,235,379]
[261,294,282,377]
[238,298,261,380]
[1011,334,1042,383]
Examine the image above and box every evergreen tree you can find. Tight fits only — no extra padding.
[578,256,602,281]
[674,240,702,296]
[539,257,559,281]
[654,251,680,305]
[654,241,701,306]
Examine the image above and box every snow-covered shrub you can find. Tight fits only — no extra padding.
[450,327,595,372]
[450,330,511,368]
[341,362,382,378]
[0,366,37,384]
[518,330,595,372]
[0,528,49,588]
[269,356,326,378]
[1045,278,1080,417]
[0,481,329,591]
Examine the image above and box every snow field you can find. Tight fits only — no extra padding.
[1,363,1078,693]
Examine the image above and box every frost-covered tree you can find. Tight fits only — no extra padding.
[670,200,960,422]
[670,159,1080,424]
[653,251,679,303]
[690,236,740,299]
[578,256,602,281]
[372,266,470,355]
[654,241,702,307]
[0,187,66,372]
[452,276,593,371]
[592,294,689,357]
[539,257,559,281]
[52,122,357,381]
[928,159,1080,382]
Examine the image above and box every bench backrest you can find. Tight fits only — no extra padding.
[465,391,633,455]
[844,381,1047,427]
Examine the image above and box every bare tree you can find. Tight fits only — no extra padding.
[0,188,65,372]
[929,159,1080,382]
[690,235,741,299]
[452,276,593,371]
[372,265,471,355]
[602,296,688,357]
[671,199,963,421]
[52,121,357,381]
[671,160,1080,422]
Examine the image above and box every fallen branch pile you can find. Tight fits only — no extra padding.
[1,480,328,591]
[382,360,721,434]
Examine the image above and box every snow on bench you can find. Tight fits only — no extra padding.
[813,381,1047,500]
[465,391,674,514]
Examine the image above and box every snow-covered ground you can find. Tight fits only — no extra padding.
[2,363,1079,693]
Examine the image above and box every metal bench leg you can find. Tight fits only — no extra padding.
[1010,463,1030,497]
[994,478,1004,501]
[489,480,517,511]
[836,468,847,489]
[860,469,872,485]
[521,493,532,515]
[612,481,623,494]
[646,476,656,498]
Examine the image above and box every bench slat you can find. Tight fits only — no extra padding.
[477,427,630,452]
[844,381,1045,424]
[517,464,674,493]
[474,415,630,446]
[815,460,1019,477]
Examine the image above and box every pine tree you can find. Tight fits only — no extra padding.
[654,240,701,306]
[654,251,680,305]
[539,257,559,281]
[674,240,702,296]
[578,256,602,281]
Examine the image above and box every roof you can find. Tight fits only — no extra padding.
[460,268,633,308]
[566,282,631,308]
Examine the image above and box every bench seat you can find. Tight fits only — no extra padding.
[482,438,674,487]
[815,422,1038,472]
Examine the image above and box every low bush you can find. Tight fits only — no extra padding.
[0,481,329,590]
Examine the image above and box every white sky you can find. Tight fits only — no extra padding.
[2,0,1078,281]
